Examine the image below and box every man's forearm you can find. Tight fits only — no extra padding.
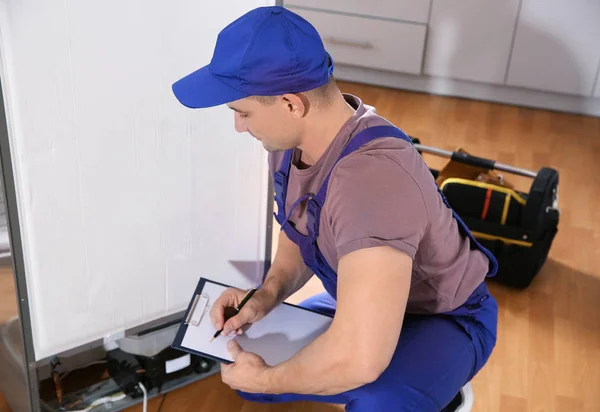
[262,324,375,396]
[260,263,313,307]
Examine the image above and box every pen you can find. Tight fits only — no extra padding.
[210,287,257,342]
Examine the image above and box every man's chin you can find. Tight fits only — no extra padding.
[261,142,285,153]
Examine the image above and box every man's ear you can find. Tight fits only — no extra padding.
[281,93,310,118]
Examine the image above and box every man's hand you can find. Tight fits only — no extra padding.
[209,287,277,336]
[221,340,271,393]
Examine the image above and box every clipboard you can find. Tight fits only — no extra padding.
[172,277,333,366]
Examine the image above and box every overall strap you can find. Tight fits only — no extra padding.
[273,149,294,224]
[313,125,411,204]
[304,126,411,249]
[341,126,411,158]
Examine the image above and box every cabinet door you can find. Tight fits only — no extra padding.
[506,0,600,96]
[594,67,600,98]
[423,0,521,84]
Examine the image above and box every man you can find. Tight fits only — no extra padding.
[172,5,499,411]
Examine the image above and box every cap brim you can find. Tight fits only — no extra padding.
[172,65,248,109]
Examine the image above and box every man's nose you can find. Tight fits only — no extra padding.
[234,112,248,133]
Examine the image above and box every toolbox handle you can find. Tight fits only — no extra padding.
[412,143,537,179]
[450,151,496,170]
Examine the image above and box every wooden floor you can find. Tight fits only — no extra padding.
[1,81,599,411]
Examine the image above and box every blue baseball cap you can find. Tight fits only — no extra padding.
[172,6,334,109]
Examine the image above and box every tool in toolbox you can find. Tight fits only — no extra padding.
[410,138,559,289]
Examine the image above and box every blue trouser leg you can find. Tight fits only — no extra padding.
[237,285,498,411]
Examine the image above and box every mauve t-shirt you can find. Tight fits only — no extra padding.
[268,94,490,314]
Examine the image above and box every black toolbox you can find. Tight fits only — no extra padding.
[411,138,559,289]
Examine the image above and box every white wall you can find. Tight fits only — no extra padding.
[0,0,274,361]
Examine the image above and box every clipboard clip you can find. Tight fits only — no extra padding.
[184,293,210,327]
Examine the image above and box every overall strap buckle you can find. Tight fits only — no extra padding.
[273,171,287,224]
[306,197,322,242]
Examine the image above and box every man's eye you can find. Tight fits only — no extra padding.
[240,113,249,118]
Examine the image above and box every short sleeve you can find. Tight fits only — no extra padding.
[325,153,429,260]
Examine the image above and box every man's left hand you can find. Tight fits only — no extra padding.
[221,339,272,394]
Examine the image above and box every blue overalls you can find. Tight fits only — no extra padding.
[238,126,499,411]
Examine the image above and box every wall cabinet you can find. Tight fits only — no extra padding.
[288,7,427,75]
[283,0,600,116]
[285,0,430,24]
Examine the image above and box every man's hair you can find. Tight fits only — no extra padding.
[251,76,338,107]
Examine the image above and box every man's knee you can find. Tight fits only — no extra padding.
[236,390,278,403]
[298,291,337,317]
[345,383,441,412]
[343,323,476,411]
